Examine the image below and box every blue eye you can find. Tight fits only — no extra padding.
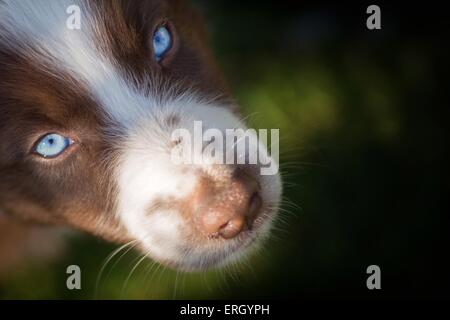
[153,25,172,61]
[34,133,73,158]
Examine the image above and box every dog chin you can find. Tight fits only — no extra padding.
[141,210,275,272]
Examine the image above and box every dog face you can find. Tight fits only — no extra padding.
[0,0,282,271]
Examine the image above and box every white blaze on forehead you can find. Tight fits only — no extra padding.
[0,0,156,126]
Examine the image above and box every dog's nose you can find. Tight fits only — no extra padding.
[193,171,262,239]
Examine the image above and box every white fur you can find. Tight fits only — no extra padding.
[116,100,252,263]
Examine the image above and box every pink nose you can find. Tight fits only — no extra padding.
[193,171,262,239]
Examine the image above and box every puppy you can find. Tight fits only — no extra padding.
[0,0,282,272]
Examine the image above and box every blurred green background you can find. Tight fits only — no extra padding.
[1,1,448,299]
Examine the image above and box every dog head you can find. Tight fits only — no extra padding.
[0,0,282,271]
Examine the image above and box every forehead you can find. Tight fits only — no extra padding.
[0,0,165,92]
[0,0,166,48]
[0,0,210,125]
[0,0,208,86]
[2,0,226,111]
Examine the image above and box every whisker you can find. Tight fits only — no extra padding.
[94,240,138,298]
[120,252,150,299]
[172,269,180,300]
[142,259,159,295]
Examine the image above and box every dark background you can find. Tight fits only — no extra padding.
[1,1,449,299]
[197,0,450,299]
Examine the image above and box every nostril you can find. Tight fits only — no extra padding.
[217,192,262,239]
[247,192,262,228]
[218,217,247,239]
[249,192,261,213]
